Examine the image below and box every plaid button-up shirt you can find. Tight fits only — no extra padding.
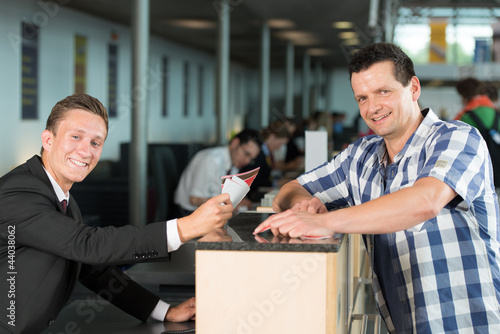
[298,108,500,333]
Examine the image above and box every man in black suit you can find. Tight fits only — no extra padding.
[0,94,233,333]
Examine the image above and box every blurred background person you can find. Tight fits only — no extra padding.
[174,129,261,216]
[240,121,290,202]
[454,77,496,122]
[455,77,500,190]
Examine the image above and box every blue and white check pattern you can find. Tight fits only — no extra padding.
[298,109,500,333]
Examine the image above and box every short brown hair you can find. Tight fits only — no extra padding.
[348,42,415,87]
[41,94,109,154]
[260,120,290,141]
[455,78,489,102]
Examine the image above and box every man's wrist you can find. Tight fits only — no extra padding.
[150,300,170,321]
[164,305,172,321]
[177,216,196,243]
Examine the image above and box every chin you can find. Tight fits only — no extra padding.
[70,173,89,183]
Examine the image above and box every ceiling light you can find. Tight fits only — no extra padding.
[274,30,320,45]
[307,48,331,56]
[338,31,358,39]
[342,38,360,46]
[268,19,295,29]
[332,21,354,29]
[165,19,216,29]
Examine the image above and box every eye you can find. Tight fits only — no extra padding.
[72,135,80,140]
[91,141,101,148]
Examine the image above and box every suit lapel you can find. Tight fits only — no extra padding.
[26,155,83,305]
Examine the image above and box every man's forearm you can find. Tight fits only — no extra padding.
[272,179,313,212]
[327,176,457,234]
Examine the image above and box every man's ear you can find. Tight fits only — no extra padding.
[229,137,240,149]
[41,130,53,152]
[410,76,421,101]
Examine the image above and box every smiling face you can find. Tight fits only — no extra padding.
[41,109,107,194]
[351,61,422,148]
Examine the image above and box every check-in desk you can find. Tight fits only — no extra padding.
[195,212,361,334]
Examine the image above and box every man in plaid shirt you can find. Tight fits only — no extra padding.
[255,43,500,333]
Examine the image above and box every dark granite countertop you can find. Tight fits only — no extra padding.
[196,212,344,253]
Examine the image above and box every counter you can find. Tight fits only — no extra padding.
[195,212,350,334]
[196,212,344,252]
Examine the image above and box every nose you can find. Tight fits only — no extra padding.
[76,141,92,157]
[368,97,381,113]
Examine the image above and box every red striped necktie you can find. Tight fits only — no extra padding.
[61,199,67,214]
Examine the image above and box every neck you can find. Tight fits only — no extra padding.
[385,109,424,163]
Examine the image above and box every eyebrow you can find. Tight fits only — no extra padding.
[70,128,105,142]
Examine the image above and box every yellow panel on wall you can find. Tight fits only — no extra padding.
[74,35,87,94]
[429,21,447,63]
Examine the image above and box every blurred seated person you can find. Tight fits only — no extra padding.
[454,77,496,122]
[174,129,262,216]
[331,111,349,151]
[281,117,305,173]
[272,117,305,174]
[240,122,290,201]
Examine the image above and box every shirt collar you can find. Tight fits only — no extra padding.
[42,166,70,204]
[376,108,438,166]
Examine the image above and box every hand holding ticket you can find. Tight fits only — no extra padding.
[221,175,250,208]
[220,167,260,207]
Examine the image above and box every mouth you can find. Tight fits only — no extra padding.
[372,112,391,122]
[69,158,89,168]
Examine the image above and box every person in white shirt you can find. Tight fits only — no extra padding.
[175,129,262,215]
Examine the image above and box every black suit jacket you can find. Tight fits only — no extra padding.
[0,156,169,333]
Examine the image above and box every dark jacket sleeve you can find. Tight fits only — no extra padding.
[0,171,169,265]
[79,264,161,322]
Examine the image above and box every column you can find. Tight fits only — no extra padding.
[129,0,149,226]
[285,40,294,117]
[216,0,230,144]
[260,22,270,128]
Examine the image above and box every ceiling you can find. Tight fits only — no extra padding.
[62,0,500,70]
[63,0,376,69]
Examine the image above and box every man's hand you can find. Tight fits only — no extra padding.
[177,193,233,242]
[272,179,317,213]
[290,197,328,214]
[253,209,333,238]
[165,297,195,322]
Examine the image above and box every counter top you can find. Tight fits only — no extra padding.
[196,212,343,253]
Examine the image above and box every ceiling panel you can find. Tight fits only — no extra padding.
[63,0,375,69]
